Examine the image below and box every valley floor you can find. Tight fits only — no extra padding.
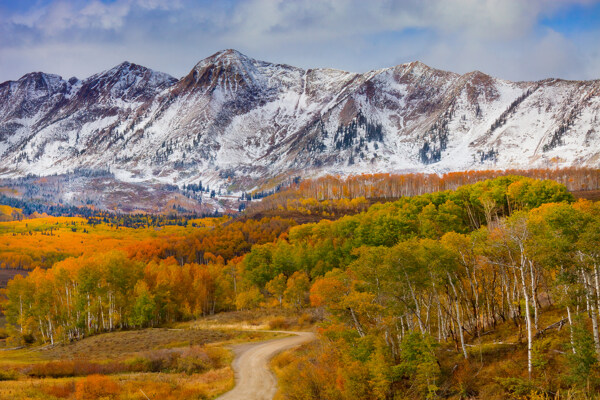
[0,311,309,400]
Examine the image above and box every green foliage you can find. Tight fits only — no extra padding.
[532,337,551,374]
[0,368,19,381]
[395,333,441,399]
[567,316,599,389]
[495,377,538,398]
[243,243,276,287]
[132,281,157,327]
[283,271,310,310]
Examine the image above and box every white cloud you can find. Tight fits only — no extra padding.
[0,0,598,82]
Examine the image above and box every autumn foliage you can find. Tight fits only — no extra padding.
[75,374,120,400]
[3,172,600,399]
[248,167,600,216]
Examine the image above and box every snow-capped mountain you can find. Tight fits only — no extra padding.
[1,49,599,194]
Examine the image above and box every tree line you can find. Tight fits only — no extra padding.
[247,167,600,216]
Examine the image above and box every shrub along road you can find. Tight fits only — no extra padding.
[216,331,315,400]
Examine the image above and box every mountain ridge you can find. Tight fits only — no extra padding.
[1,50,599,196]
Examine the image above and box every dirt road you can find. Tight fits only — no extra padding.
[216,331,315,400]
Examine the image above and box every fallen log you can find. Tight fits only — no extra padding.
[535,318,568,338]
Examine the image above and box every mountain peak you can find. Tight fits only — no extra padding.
[112,61,134,71]
[99,61,160,79]
[463,70,491,79]
[77,61,176,102]
[17,71,59,81]
[185,49,267,92]
[10,72,69,97]
[214,48,249,60]
[193,49,256,72]
[407,60,430,69]
[386,60,459,84]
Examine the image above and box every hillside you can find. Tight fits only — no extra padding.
[3,176,600,399]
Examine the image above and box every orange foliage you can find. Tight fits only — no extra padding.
[42,382,75,398]
[0,217,191,270]
[75,374,120,400]
[128,217,295,265]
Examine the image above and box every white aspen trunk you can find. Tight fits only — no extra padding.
[448,272,468,359]
[588,293,600,357]
[99,296,105,331]
[443,308,449,340]
[65,285,70,319]
[500,269,508,321]
[349,307,365,337]
[407,313,414,331]
[583,271,600,357]
[595,265,600,326]
[38,317,47,343]
[76,310,81,338]
[512,269,521,320]
[456,281,470,328]
[400,316,406,340]
[470,265,481,333]
[109,292,114,331]
[424,291,432,334]
[87,294,91,333]
[232,268,237,295]
[48,317,54,345]
[436,293,443,341]
[583,269,592,315]
[519,263,533,379]
[528,260,539,331]
[486,290,493,330]
[566,305,576,354]
[19,295,23,334]
[406,276,425,333]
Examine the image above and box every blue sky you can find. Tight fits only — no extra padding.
[0,0,599,82]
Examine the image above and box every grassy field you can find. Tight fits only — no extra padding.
[0,312,293,400]
[184,309,319,332]
[40,329,235,360]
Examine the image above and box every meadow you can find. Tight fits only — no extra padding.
[0,309,299,400]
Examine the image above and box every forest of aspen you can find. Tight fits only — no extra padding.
[2,167,600,400]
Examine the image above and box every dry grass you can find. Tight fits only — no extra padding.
[40,328,234,361]
[0,325,247,399]
[0,368,235,400]
[187,308,320,332]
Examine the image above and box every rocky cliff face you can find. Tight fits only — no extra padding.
[1,49,599,195]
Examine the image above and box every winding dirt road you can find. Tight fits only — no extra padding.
[216,331,315,400]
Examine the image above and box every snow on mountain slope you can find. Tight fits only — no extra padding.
[1,49,599,196]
